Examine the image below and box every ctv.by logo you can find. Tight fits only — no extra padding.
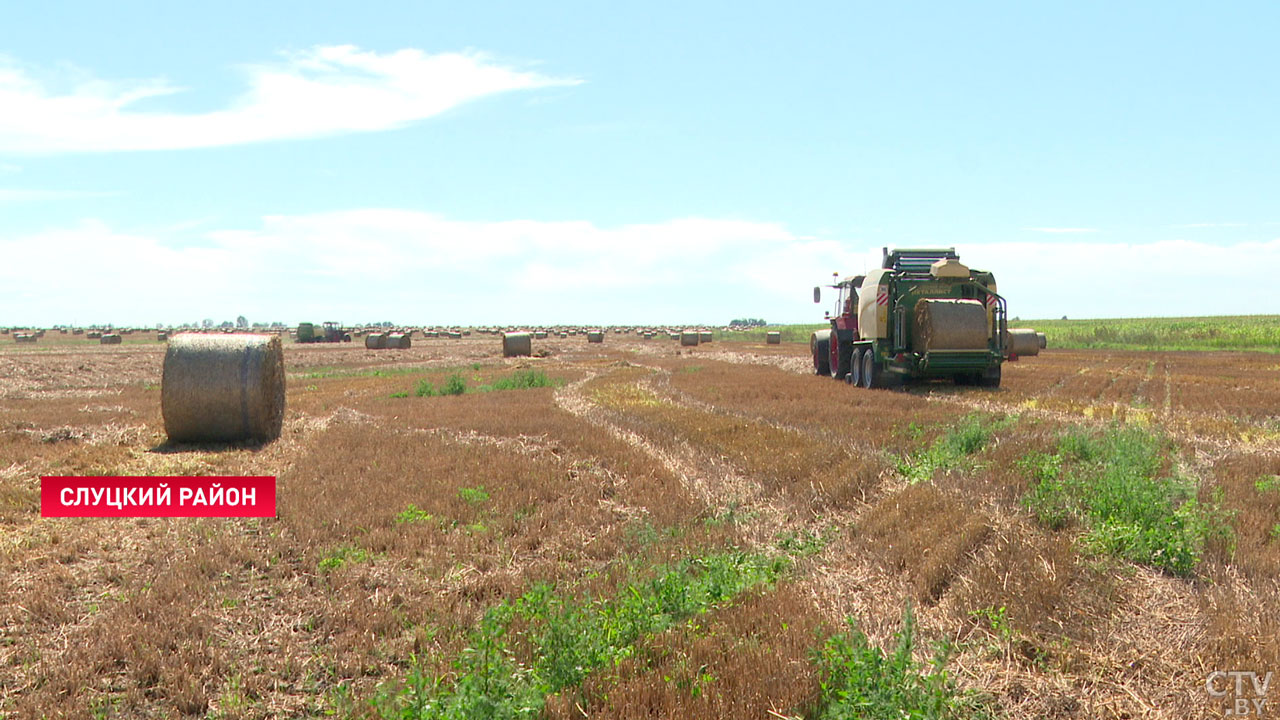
[1207,671,1272,716]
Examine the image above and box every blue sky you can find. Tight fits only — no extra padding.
[2,2,1278,327]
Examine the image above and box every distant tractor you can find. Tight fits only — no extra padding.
[811,247,1042,389]
[296,321,350,343]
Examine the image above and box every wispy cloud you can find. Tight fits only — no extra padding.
[0,45,579,153]
[1170,222,1248,228]
[5,214,1279,325]
[1024,227,1099,234]
[0,188,116,204]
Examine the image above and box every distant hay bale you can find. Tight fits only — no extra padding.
[14,333,36,344]
[699,331,713,343]
[161,333,285,443]
[87,331,103,340]
[157,332,168,342]
[100,333,122,345]
[766,331,781,344]
[680,330,700,346]
[1006,328,1041,357]
[365,333,387,349]
[1037,332,1047,349]
[386,332,411,349]
[913,299,988,351]
[503,331,532,357]
[534,331,548,339]
[587,331,604,343]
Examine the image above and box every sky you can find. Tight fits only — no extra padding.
[2,1,1278,327]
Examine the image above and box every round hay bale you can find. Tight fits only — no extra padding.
[912,299,988,350]
[87,331,103,340]
[365,333,387,349]
[503,331,532,357]
[1006,328,1041,357]
[587,331,604,343]
[1037,332,1047,349]
[386,332,411,349]
[534,331,548,340]
[680,330,700,346]
[100,333,122,345]
[699,331,713,343]
[161,333,285,443]
[157,332,168,342]
[766,331,782,344]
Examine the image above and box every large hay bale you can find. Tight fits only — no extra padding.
[587,331,604,343]
[386,332,411,349]
[365,333,387,349]
[699,331,713,343]
[766,331,782,345]
[1006,328,1041,357]
[100,333,122,345]
[161,333,285,443]
[912,299,988,351]
[1037,332,1047,349]
[503,331,532,357]
[680,330,700,346]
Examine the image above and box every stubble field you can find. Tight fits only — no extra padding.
[1,333,1278,719]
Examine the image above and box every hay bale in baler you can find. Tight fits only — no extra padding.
[161,333,285,443]
[766,331,781,344]
[912,299,988,351]
[365,333,387,349]
[503,331,532,357]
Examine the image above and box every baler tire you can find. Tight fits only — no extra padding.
[977,365,1002,388]
[848,349,863,386]
[861,351,885,389]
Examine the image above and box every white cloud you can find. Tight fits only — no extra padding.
[1170,222,1248,228]
[0,46,578,153]
[3,213,1279,326]
[1024,227,1099,234]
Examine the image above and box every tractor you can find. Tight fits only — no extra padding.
[812,247,1042,389]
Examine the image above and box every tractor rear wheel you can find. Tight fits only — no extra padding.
[811,331,831,376]
[831,334,850,380]
[848,348,863,386]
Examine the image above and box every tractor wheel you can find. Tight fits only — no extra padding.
[811,331,831,376]
[831,333,850,380]
[848,348,863,386]
[977,365,1001,388]
[861,350,882,389]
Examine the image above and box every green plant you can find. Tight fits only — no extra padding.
[459,486,490,504]
[1255,475,1280,494]
[415,379,437,397]
[898,414,1012,484]
[390,391,410,399]
[812,604,991,719]
[442,373,467,396]
[1022,425,1234,576]
[318,544,369,572]
[373,550,787,718]
[396,504,433,525]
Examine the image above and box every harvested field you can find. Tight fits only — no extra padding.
[2,335,1278,718]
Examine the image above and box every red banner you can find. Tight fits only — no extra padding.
[40,476,276,518]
